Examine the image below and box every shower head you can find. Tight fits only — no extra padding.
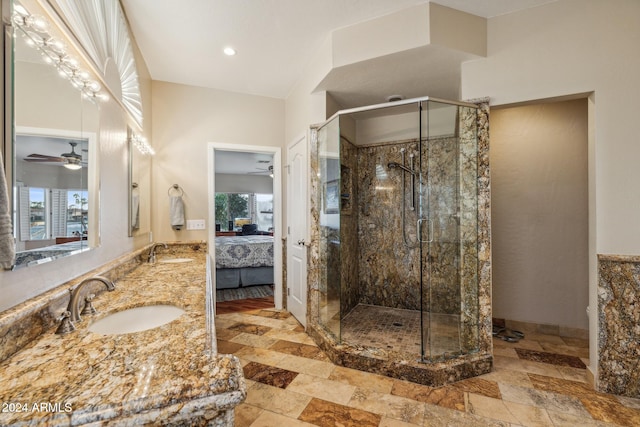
[387,162,415,175]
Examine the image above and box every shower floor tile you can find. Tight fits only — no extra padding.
[340,304,460,357]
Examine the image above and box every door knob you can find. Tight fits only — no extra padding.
[297,239,306,246]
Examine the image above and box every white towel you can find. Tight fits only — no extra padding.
[131,193,140,230]
[0,150,15,269]
[170,196,184,230]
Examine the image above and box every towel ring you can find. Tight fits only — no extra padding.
[168,184,184,197]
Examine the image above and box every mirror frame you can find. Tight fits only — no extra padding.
[3,0,14,240]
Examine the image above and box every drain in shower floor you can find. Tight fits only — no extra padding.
[393,322,403,327]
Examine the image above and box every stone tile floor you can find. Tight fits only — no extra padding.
[215,308,640,427]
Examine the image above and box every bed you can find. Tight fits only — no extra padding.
[215,235,274,289]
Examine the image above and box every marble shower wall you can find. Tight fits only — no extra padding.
[355,140,422,311]
[458,106,481,352]
[598,255,640,398]
[339,137,360,316]
[419,135,463,316]
[354,132,475,317]
[337,104,483,324]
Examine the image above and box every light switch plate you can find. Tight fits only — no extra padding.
[186,219,206,230]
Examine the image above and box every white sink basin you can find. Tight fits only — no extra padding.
[158,258,193,264]
[88,305,185,335]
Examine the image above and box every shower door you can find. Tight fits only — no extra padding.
[419,100,479,361]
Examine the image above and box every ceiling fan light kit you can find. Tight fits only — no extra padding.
[63,158,82,170]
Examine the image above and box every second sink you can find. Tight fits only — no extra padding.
[88,305,185,335]
[158,258,193,264]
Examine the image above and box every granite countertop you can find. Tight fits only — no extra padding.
[0,249,246,426]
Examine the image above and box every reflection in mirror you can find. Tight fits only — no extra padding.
[128,130,152,237]
[11,0,100,268]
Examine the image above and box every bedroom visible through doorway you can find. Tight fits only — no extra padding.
[208,144,283,314]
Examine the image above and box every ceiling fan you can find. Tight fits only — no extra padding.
[24,142,86,170]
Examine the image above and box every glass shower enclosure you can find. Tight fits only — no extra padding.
[315,97,481,363]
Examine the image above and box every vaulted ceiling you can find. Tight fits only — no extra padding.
[121,0,556,106]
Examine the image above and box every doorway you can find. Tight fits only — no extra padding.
[208,143,282,314]
[491,98,589,337]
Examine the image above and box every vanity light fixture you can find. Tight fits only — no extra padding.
[130,133,155,156]
[223,46,237,56]
[12,5,109,102]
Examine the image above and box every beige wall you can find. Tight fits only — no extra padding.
[491,99,588,330]
[150,81,284,243]
[285,37,332,143]
[462,0,640,254]
[332,4,430,68]
[215,174,273,194]
[461,0,640,377]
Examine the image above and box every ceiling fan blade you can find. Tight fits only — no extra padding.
[247,165,272,175]
[27,153,65,160]
[25,157,66,163]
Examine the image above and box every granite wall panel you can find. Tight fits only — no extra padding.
[598,255,640,397]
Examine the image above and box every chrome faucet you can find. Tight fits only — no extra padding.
[56,276,116,334]
[147,242,168,263]
[69,276,115,323]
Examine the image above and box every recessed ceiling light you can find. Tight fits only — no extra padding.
[386,95,404,102]
[223,47,236,56]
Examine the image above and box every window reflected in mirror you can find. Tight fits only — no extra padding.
[15,135,89,249]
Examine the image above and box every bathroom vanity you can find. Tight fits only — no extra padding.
[0,243,245,425]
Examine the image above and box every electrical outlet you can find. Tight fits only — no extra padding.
[186,219,206,230]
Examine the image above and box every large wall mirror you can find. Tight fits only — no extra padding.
[9,0,100,268]
[128,129,151,237]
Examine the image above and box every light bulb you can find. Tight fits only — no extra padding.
[63,57,80,71]
[47,37,66,55]
[86,80,101,92]
[26,14,49,32]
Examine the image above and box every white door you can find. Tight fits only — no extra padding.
[287,134,308,326]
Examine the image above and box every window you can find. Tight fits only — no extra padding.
[214,192,273,232]
[28,188,46,240]
[256,194,273,232]
[18,187,89,241]
[67,190,88,237]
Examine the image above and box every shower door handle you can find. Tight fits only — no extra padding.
[417,218,426,243]
[417,218,434,243]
